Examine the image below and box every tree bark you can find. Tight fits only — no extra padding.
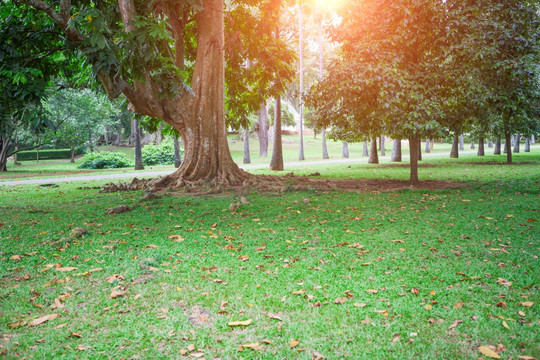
[104,126,109,146]
[430,139,434,150]
[531,135,535,144]
[450,133,459,158]
[513,133,520,153]
[459,134,464,150]
[298,4,305,161]
[243,127,251,164]
[503,137,508,153]
[391,139,401,162]
[322,128,329,159]
[425,138,430,153]
[270,95,283,171]
[368,137,378,164]
[494,138,501,155]
[417,138,422,161]
[174,137,182,168]
[505,131,512,164]
[408,136,419,185]
[116,120,122,145]
[342,141,349,158]
[477,137,485,156]
[470,141,475,149]
[0,138,10,172]
[380,135,385,156]
[70,146,75,163]
[13,132,18,164]
[134,117,144,170]
[256,102,269,158]
[362,141,369,157]
[524,137,530,152]
[488,140,493,148]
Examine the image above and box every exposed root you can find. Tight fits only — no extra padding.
[99,172,465,195]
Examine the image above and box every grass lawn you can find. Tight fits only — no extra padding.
[0,153,538,359]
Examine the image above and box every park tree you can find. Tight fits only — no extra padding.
[20,0,294,190]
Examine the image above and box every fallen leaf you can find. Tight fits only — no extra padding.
[134,294,141,300]
[28,313,60,326]
[76,345,90,351]
[55,322,69,329]
[89,268,103,273]
[143,244,159,249]
[312,351,324,360]
[392,239,405,243]
[68,332,82,338]
[238,343,261,351]
[454,302,464,309]
[110,290,125,299]
[334,297,348,304]
[168,235,185,242]
[411,288,419,295]
[105,274,124,283]
[517,356,538,360]
[56,267,78,272]
[520,302,534,307]
[448,320,462,330]
[425,305,432,311]
[478,346,501,359]
[292,289,305,295]
[187,344,195,351]
[354,303,367,307]
[366,289,378,294]
[289,340,299,348]
[7,320,26,329]
[502,320,509,329]
[227,319,252,327]
[267,313,282,321]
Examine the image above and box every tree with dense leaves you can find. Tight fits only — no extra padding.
[20,0,294,189]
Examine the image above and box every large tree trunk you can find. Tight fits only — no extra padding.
[450,133,459,158]
[417,138,422,161]
[494,138,501,155]
[270,95,283,171]
[174,137,182,168]
[368,138,378,164]
[256,102,269,157]
[505,131,512,164]
[380,135,385,156]
[477,137,485,156]
[134,117,144,170]
[425,138,431,153]
[362,141,369,157]
[408,136,419,185]
[322,128,329,159]
[0,138,10,172]
[513,133,520,153]
[524,137,531,152]
[342,142,349,158]
[243,127,251,164]
[391,139,401,162]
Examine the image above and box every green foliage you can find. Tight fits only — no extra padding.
[78,151,132,169]
[268,101,295,127]
[141,143,177,166]
[17,149,83,161]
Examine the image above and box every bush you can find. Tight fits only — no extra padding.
[78,152,133,169]
[17,148,84,161]
[142,144,176,166]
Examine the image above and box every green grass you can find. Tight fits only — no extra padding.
[0,154,538,359]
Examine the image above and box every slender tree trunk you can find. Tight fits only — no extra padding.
[417,138,422,161]
[13,132,18,165]
[342,142,349,158]
[321,128,329,159]
[256,102,269,158]
[477,137,485,156]
[531,135,535,144]
[524,137,530,152]
[488,140,493,148]
[459,134,464,150]
[362,141,369,157]
[174,137,182,168]
[408,136,419,185]
[0,137,10,172]
[116,121,122,145]
[503,137,508,153]
[513,133,520,153]
[134,117,144,170]
[450,133,459,158]
[494,138,501,155]
[243,127,251,164]
[470,141,475,149]
[380,135,385,156]
[425,138,431,153]
[298,4,305,161]
[70,146,75,163]
[104,126,109,146]
[430,139,434,150]
[270,95,283,171]
[391,139,402,162]
[368,137,378,164]
[505,131,512,164]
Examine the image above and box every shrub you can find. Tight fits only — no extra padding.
[142,143,177,166]
[78,152,133,169]
[17,148,84,161]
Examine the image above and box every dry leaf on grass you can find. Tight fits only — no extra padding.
[56,267,78,272]
[28,313,60,326]
[478,346,501,359]
[238,343,261,351]
[110,290,125,299]
[227,319,252,327]
[105,274,124,283]
[334,297,348,304]
[520,301,534,307]
[289,340,299,348]
[448,320,462,330]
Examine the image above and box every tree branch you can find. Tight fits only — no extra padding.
[60,0,71,22]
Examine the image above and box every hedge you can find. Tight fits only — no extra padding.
[78,151,133,169]
[17,148,83,161]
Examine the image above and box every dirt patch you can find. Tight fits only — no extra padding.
[185,305,212,327]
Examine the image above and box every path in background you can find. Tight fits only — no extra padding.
[0,148,534,187]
